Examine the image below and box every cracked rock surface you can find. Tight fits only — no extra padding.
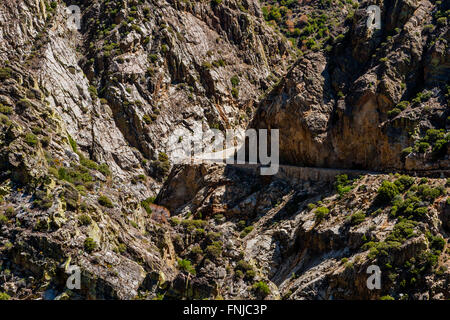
[0,0,448,300]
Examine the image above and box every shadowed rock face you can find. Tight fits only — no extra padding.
[252,0,449,171]
[0,0,448,301]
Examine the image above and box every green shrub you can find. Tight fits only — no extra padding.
[130,221,138,228]
[349,211,366,225]
[206,241,223,259]
[437,17,447,26]
[58,166,92,185]
[387,108,401,118]
[0,67,12,80]
[5,207,14,217]
[230,75,240,87]
[335,174,349,186]
[205,232,220,242]
[88,85,98,99]
[181,219,206,229]
[212,59,226,67]
[430,236,445,251]
[141,197,155,214]
[386,219,417,242]
[98,163,111,176]
[235,270,244,279]
[315,206,329,222]
[426,252,439,268]
[34,197,53,210]
[236,260,253,273]
[396,101,409,110]
[364,241,396,260]
[376,180,399,204]
[159,152,169,162]
[80,157,98,170]
[98,195,114,208]
[391,193,430,220]
[237,220,246,230]
[424,129,445,143]
[345,262,354,269]
[335,174,353,196]
[0,104,13,114]
[231,87,239,98]
[142,114,153,124]
[78,214,92,226]
[413,206,428,219]
[0,114,11,126]
[117,243,127,254]
[84,237,97,253]
[191,245,203,255]
[194,228,205,237]
[25,133,38,146]
[0,292,11,300]
[68,134,78,152]
[31,126,42,135]
[334,34,345,43]
[252,281,271,297]
[416,141,430,153]
[305,38,317,49]
[170,217,181,226]
[0,214,8,225]
[178,259,196,275]
[245,269,256,280]
[417,185,441,201]
[412,91,432,103]
[202,61,212,70]
[432,138,448,157]
[132,174,146,184]
[240,226,254,238]
[132,24,143,34]
[394,175,414,191]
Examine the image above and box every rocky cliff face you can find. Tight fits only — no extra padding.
[158,163,449,300]
[0,0,448,300]
[252,0,449,171]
